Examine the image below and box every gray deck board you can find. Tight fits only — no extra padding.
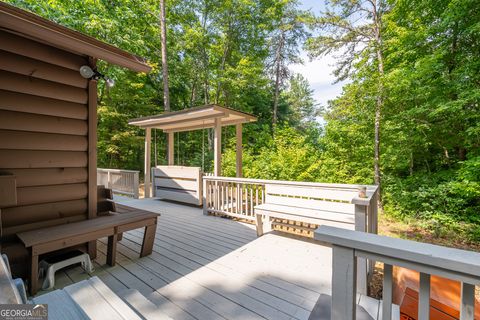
[37,197,383,320]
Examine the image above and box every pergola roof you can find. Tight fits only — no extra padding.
[128,105,257,133]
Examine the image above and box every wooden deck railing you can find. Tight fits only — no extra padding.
[203,176,378,228]
[97,168,140,198]
[203,176,379,294]
[203,176,266,221]
[315,226,480,320]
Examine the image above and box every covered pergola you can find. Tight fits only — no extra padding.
[129,104,257,197]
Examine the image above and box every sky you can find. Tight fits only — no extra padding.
[289,0,346,109]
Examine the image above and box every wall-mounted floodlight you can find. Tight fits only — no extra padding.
[79,65,115,88]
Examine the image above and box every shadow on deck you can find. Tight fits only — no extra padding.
[42,197,337,320]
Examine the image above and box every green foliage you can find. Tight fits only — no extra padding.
[223,125,322,181]
[310,0,480,241]
[6,0,311,172]
[5,0,480,242]
[383,159,480,240]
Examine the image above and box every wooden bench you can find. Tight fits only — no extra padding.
[17,208,159,295]
[254,184,370,236]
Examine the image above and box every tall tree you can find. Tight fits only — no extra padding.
[270,1,308,125]
[160,0,170,111]
[306,0,389,207]
[282,73,318,129]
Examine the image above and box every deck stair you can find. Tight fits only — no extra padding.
[31,276,173,320]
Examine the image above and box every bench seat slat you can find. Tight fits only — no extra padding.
[265,195,355,214]
[255,203,355,224]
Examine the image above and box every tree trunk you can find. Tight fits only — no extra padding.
[159,0,170,112]
[273,31,285,125]
[373,0,385,211]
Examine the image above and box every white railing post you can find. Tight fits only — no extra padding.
[203,178,208,215]
[107,170,111,189]
[382,263,393,320]
[133,171,139,199]
[418,273,431,320]
[354,200,368,295]
[460,282,475,320]
[331,245,357,320]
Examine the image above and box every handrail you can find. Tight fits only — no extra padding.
[315,226,480,320]
[203,176,378,197]
[97,168,140,199]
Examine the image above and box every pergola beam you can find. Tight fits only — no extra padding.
[214,118,222,176]
[162,118,250,133]
[137,112,226,130]
[167,132,174,165]
[236,123,242,178]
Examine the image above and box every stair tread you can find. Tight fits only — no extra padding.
[32,289,89,320]
[63,276,141,320]
[119,289,173,320]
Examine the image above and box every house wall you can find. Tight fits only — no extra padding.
[0,29,97,269]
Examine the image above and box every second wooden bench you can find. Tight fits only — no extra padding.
[254,183,370,236]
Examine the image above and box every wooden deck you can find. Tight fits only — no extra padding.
[38,197,384,320]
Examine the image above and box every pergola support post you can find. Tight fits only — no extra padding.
[144,127,151,198]
[214,118,222,176]
[168,132,174,165]
[236,123,242,178]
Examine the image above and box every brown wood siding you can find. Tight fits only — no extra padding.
[0,30,90,238]
[0,30,86,71]
[0,130,88,151]
[2,199,88,227]
[0,110,87,135]
[7,168,88,187]
[0,70,88,104]
[3,215,87,237]
[16,183,88,207]
[0,150,88,168]
[0,50,88,88]
[0,90,88,120]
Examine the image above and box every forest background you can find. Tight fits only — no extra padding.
[7,0,480,243]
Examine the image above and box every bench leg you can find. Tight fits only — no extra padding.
[107,234,117,266]
[256,214,264,236]
[29,251,39,296]
[140,222,156,257]
[263,214,272,234]
[87,240,97,260]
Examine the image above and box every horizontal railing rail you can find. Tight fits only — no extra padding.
[97,168,140,199]
[315,226,480,320]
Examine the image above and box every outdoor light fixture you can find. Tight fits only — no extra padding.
[79,65,115,87]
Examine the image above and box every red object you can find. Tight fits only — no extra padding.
[400,287,458,320]
[394,267,480,320]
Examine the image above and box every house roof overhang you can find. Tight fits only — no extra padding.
[0,2,151,73]
[128,105,257,133]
